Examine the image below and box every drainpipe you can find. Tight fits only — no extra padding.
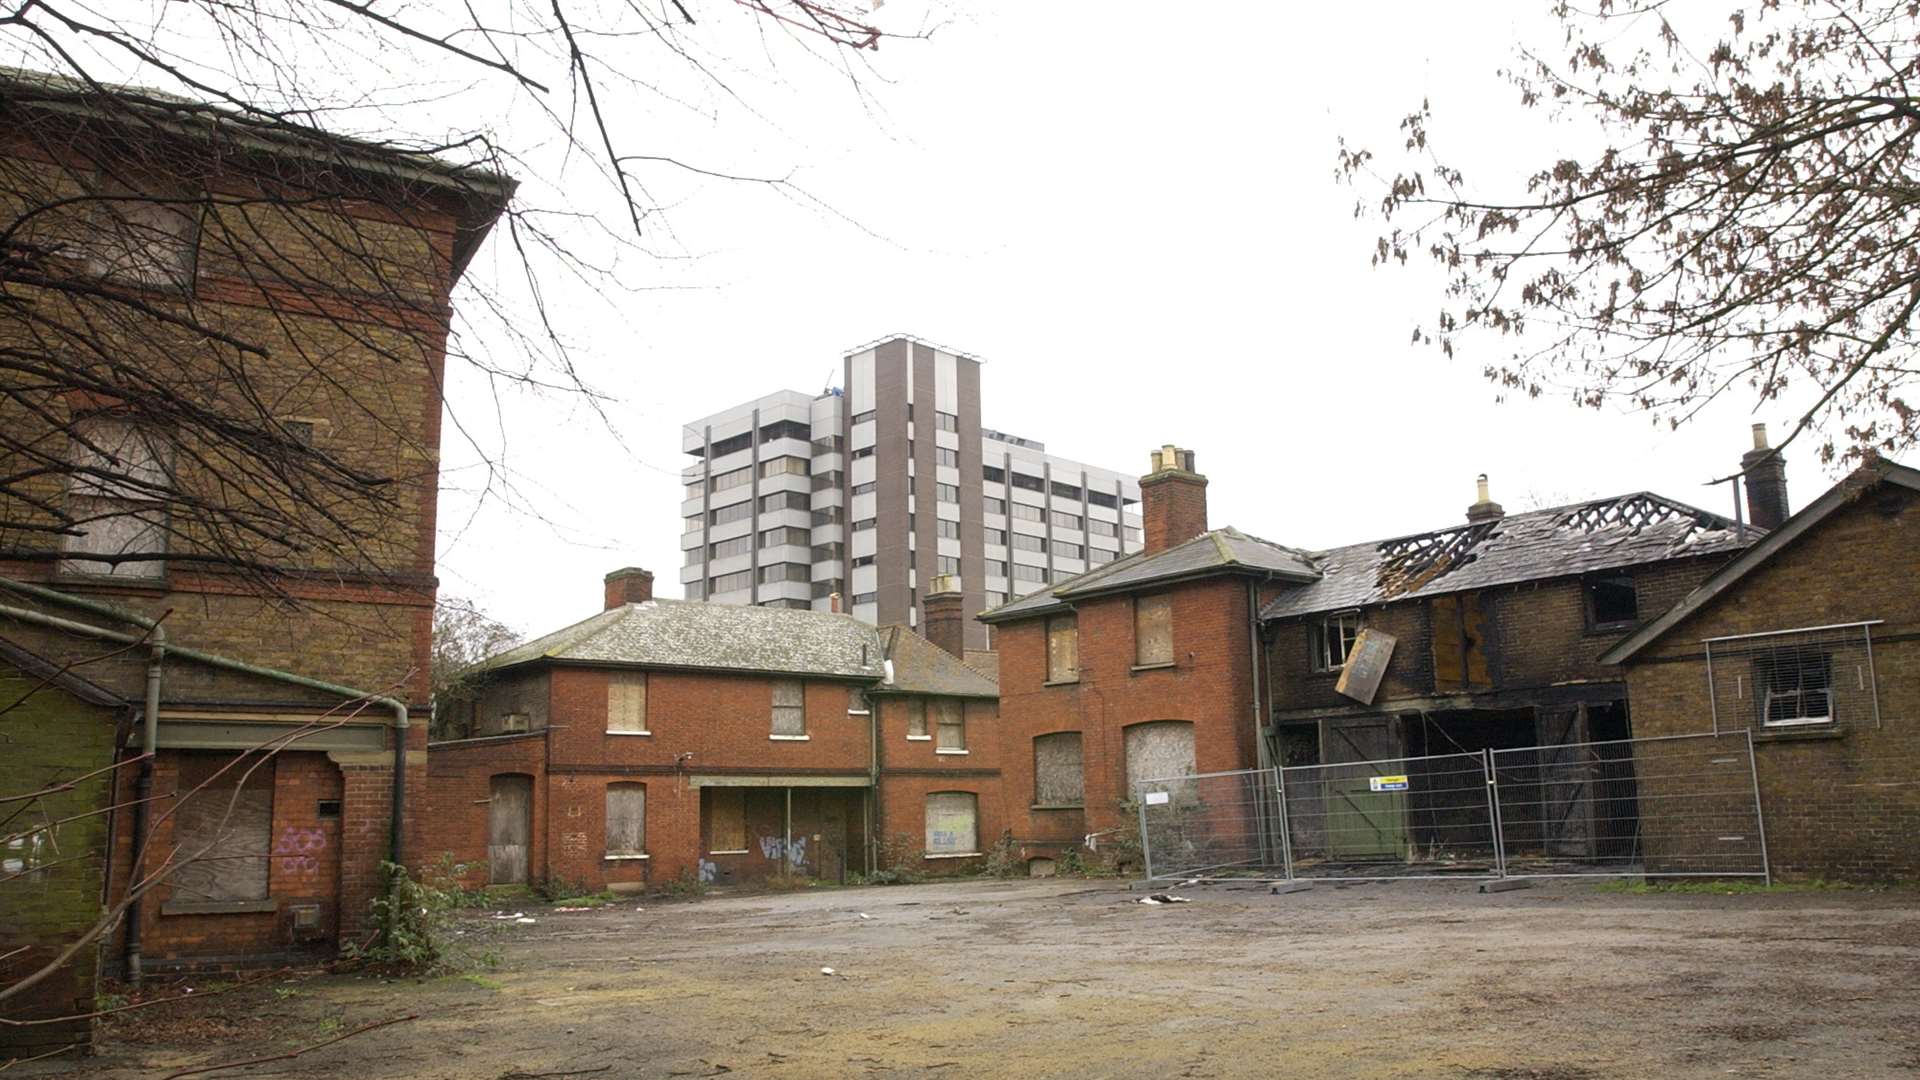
[0,580,414,962]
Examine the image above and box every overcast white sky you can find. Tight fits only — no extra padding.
[430,2,1840,638]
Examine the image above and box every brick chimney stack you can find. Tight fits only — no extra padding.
[1140,445,1208,554]
[603,567,654,610]
[1466,473,1505,523]
[922,575,965,658]
[1741,423,1790,530]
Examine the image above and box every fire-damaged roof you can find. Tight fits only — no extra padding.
[1260,492,1756,621]
[479,599,885,680]
[978,527,1320,623]
[876,625,999,698]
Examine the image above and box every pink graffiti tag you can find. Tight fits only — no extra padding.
[274,826,326,877]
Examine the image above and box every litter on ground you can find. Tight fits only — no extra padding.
[1135,894,1192,905]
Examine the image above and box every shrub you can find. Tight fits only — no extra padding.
[346,857,496,973]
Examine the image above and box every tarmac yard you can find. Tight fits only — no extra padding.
[56,877,1920,1079]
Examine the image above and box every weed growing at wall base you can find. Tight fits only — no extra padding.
[346,857,498,974]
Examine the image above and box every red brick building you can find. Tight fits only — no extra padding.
[979,447,1315,872]
[426,569,1002,890]
[0,68,511,1050]
[1604,459,1920,881]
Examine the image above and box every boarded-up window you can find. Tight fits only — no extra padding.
[934,699,965,751]
[708,787,747,853]
[1135,594,1173,666]
[170,754,272,903]
[848,686,871,714]
[607,672,648,732]
[1046,616,1079,682]
[488,774,532,884]
[925,792,979,856]
[1430,593,1491,691]
[60,419,170,580]
[903,698,928,739]
[605,783,646,856]
[771,679,805,735]
[1033,732,1084,808]
[1124,720,1196,794]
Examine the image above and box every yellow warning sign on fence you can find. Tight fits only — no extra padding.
[1368,775,1410,792]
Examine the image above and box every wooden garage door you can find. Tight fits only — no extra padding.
[488,774,532,885]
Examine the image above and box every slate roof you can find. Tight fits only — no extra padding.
[1260,492,1758,621]
[876,626,999,698]
[979,527,1320,623]
[480,599,885,679]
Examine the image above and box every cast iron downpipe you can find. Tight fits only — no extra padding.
[0,578,413,976]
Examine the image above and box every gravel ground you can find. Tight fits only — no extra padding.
[43,877,1920,1079]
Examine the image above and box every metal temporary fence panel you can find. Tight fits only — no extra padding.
[1281,752,1499,881]
[1136,732,1769,884]
[1492,731,1768,879]
[1133,769,1285,882]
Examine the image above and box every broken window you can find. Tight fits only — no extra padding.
[1046,615,1079,682]
[607,672,647,733]
[1584,574,1639,628]
[170,754,272,904]
[707,787,747,853]
[934,699,965,751]
[605,783,646,856]
[1756,650,1833,726]
[1134,594,1173,666]
[924,792,979,856]
[771,679,806,736]
[1312,612,1362,672]
[1033,732,1084,808]
[903,698,928,739]
[1124,720,1196,794]
[59,418,171,580]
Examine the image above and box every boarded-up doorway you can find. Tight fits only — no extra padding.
[488,774,532,885]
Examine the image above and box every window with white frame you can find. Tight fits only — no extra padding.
[1755,650,1834,726]
[1312,612,1363,672]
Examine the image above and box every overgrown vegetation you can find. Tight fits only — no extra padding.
[346,858,497,974]
[982,830,1023,879]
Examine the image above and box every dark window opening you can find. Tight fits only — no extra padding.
[1585,574,1638,628]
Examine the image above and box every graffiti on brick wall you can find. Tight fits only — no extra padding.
[698,858,717,884]
[273,826,326,878]
[563,831,589,859]
[757,830,808,869]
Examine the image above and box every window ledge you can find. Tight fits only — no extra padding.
[906,734,933,741]
[604,853,651,861]
[708,849,750,856]
[924,852,983,860]
[1130,661,1177,674]
[935,748,969,756]
[1042,679,1081,688]
[1754,726,1846,744]
[606,730,652,737]
[162,899,276,916]
[1031,804,1084,812]
[848,710,871,716]
[769,734,811,741]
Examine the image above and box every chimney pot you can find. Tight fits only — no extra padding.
[1752,422,1769,451]
[830,591,842,614]
[1466,474,1504,523]
[1139,445,1208,553]
[603,567,654,610]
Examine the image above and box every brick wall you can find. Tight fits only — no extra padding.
[992,576,1260,865]
[875,695,1002,874]
[1622,480,1920,881]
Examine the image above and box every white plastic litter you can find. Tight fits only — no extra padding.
[1135,894,1192,905]
[490,911,526,920]
[857,913,872,920]
[515,917,537,924]
[820,967,837,976]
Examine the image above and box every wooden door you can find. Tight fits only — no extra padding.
[488,774,532,885]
